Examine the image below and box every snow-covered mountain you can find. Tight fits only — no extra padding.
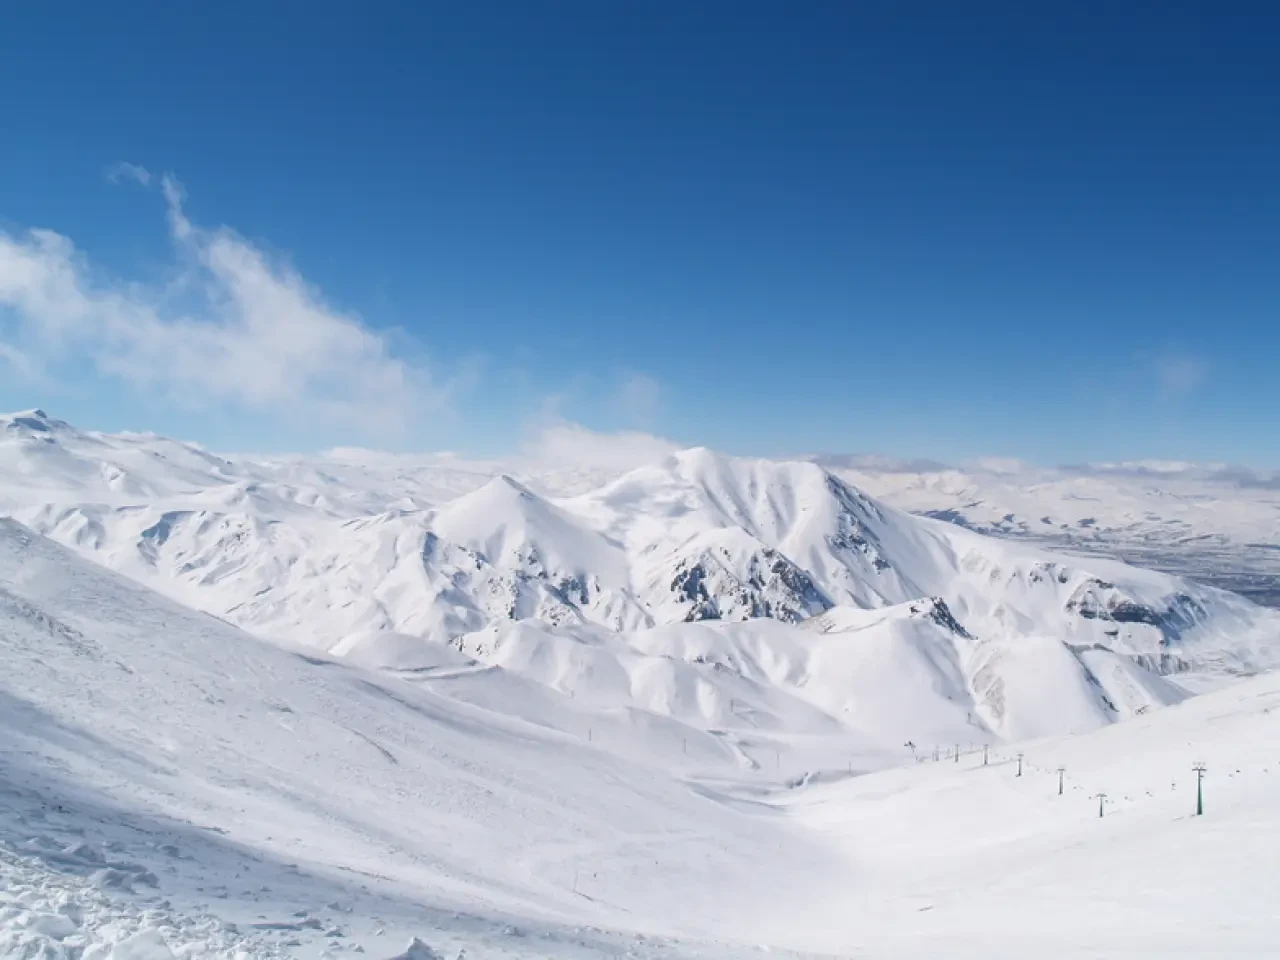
[4,411,1280,957]
[822,454,1280,606]
[4,515,1280,958]
[3,408,1278,749]
[0,517,848,959]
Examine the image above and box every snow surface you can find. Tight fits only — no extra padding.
[3,520,1279,957]
[4,410,1280,956]
[0,519,847,958]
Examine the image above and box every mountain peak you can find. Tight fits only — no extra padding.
[431,474,546,533]
[2,408,69,435]
[665,446,724,471]
[495,472,530,492]
[476,472,536,500]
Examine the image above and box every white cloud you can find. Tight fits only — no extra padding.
[968,456,1033,476]
[0,174,443,432]
[522,420,680,471]
[104,162,152,186]
[1081,459,1207,476]
[0,341,39,381]
[611,372,661,425]
[810,453,952,473]
[1066,459,1279,488]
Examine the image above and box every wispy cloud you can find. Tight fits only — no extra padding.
[819,450,1280,490]
[0,341,39,381]
[1065,459,1280,488]
[103,161,153,186]
[0,171,445,433]
[522,419,680,471]
[969,456,1034,476]
[1151,350,1209,397]
[1072,459,1208,476]
[810,452,952,474]
[611,371,662,426]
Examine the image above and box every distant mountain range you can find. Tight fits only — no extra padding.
[816,453,1280,606]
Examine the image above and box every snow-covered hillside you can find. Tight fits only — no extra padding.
[3,408,1278,750]
[776,665,1280,957]
[0,519,851,958]
[822,455,1280,606]
[3,519,1279,958]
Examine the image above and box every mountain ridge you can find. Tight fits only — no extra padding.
[2,409,1277,746]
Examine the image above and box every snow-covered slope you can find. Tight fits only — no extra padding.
[0,519,849,958]
[776,667,1280,957]
[823,455,1280,605]
[569,449,1277,678]
[447,596,1194,747]
[3,409,1278,748]
[4,518,1280,958]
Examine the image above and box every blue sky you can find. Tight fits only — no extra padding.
[0,2,1276,465]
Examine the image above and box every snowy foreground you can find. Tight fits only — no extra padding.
[3,520,1279,958]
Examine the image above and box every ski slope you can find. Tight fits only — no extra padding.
[2,520,1278,958]
[780,668,1280,957]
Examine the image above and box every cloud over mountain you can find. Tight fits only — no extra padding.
[0,171,443,433]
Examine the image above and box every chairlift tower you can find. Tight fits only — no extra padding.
[1193,762,1207,816]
